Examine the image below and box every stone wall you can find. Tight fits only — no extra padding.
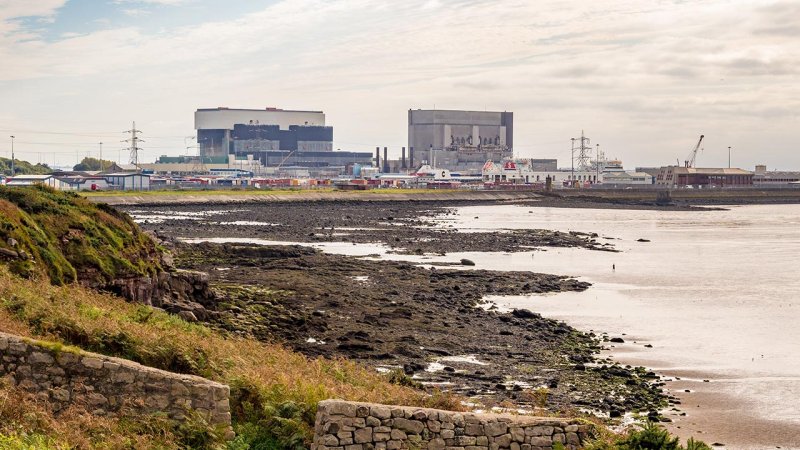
[0,331,231,435]
[313,400,594,450]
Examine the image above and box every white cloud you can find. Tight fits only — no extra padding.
[0,0,799,168]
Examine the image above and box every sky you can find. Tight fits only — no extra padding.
[0,0,798,170]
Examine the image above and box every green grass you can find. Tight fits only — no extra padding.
[0,186,159,285]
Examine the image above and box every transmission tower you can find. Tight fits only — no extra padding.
[192,138,208,174]
[123,121,144,166]
[574,130,592,171]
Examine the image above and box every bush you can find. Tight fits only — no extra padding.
[583,421,711,450]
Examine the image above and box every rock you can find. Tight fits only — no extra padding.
[177,311,199,322]
[511,309,540,319]
[610,337,625,343]
[637,238,651,242]
[460,259,476,266]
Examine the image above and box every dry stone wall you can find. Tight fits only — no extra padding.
[0,331,231,435]
[313,400,593,450]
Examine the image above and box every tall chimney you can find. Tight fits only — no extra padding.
[383,147,389,173]
[409,147,415,169]
[401,147,407,169]
[375,146,380,169]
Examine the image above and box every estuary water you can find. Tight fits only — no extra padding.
[433,204,800,449]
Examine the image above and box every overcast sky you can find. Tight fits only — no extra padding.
[0,0,798,169]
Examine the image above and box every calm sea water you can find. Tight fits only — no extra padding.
[176,203,800,448]
[432,204,800,449]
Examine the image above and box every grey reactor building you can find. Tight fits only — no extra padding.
[194,107,372,170]
[408,109,513,173]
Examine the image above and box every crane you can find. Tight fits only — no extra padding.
[684,135,704,168]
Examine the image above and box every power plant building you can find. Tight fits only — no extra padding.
[408,109,514,174]
[195,107,332,157]
[194,107,371,174]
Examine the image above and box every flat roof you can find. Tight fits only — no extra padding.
[10,174,52,180]
[197,107,324,114]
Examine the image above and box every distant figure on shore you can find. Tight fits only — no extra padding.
[613,264,616,271]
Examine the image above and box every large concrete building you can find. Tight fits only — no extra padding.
[195,107,331,158]
[408,109,513,174]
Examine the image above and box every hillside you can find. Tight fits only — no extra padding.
[0,186,456,449]
[0,157,52,176]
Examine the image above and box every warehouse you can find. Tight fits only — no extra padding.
[655,166,753,187]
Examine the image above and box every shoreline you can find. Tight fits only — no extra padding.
[129,199,670,419]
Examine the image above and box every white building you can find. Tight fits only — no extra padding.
[482,160,602,186]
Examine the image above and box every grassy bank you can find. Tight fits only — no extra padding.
[0,266,458,448]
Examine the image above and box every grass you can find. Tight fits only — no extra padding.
[0,186,159,285]
[0,266,461,449]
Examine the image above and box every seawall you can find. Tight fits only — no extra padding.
[312,400,593,450]
[0,331,232,435]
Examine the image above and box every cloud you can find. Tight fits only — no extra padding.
[0,0,799,168]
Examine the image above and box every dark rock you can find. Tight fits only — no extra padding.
[610,337,625,343]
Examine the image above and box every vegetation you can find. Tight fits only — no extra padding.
[73,157,116,172]
[0,265,460,449]
[583,421,712,450]
[0,185,159,285]
[0,157,52,176]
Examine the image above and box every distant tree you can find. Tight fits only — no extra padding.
[0,157,52,176]
[73,157,115,172]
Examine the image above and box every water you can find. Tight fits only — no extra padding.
[432,204,800,449]
[175,204,800,448]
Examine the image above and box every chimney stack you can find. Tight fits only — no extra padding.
[375,146,380,169]
[401,147,407,169]
[409,147,415,169]
[383,147,389,173]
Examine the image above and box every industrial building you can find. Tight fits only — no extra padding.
[195,107,329,157]
[752,165,800,186]
[408,109,513,174]
[193,107,374,175]
[655,166,753,187]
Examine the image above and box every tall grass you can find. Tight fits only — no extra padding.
[0,267,461,448]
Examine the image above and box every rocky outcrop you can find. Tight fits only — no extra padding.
[312,400,593,450]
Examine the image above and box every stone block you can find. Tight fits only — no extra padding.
[322,434,339,446]
[366,416,381,427]
[464,423,484,436]
[371,406,391,419]
[427,420,441,433]
[354,427,373,444]
[29,352,54,365]
[345,445,363,450]
[390,429,407,440]
[510,427,524,443]
[484,422,508,437]
[81,357,104,369]
[356,405,370,418]
[566,432,580,445]
[374,432,391,442]
[328,402,358,417]
[495,434,512,448]
[393,418,424,435]
[427,438,446,450]
[386,440,402,450]
[441,429,455,439]
[530,437,551,447]
[564,425,578,433]
[476,436,488,446]
[454,436,477,446]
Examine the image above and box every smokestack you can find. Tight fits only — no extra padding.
[383,147,389,173]
[410,147,414,169]
[401,147,407,169]
[375,146,380,169]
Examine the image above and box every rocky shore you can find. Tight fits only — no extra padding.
[129,200,670,418]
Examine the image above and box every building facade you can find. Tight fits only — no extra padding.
[195,107,330,158]
[655,166,753,187]
[408,109,513,174]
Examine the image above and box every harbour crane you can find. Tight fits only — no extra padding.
[684,135,704,168]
